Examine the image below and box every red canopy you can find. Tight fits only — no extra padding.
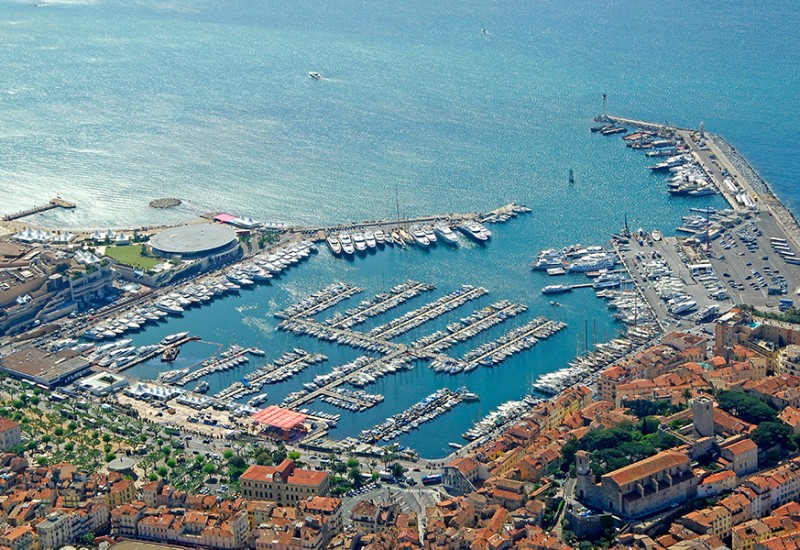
[251,406,308,430]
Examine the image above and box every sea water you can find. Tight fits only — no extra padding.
[1,0,798,457]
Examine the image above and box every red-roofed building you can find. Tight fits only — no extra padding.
[240,460,329,506]
[721,438,759,476]
[697,470,737,498]
[251,406,309,441]
[0,419,21,451]
[575,449,697,519]
[443,457,485,495]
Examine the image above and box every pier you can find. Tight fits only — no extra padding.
[324,280,435,329]
[274,282,364,320]
[368,284,488,340]
[2,198,76,222]
[174,346,255,386]
[106,335,198,372]
[244,350,327,388]
[462,318,566,368]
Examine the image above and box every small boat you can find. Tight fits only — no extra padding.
[448,442,463,449]
[308,71,321,79]
[195,381,210,394]
[550,301,561,307]
[651,229,662,241]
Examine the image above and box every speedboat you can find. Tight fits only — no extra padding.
[326,235,342,255]
[433,223,459,245]
[308,71,321,79]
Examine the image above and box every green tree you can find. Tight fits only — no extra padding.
[288,451,301,461]
[347,466,363,489]
[67,421,78,432]
[389,462,404,479]
[105,453,116,462]
[716,391,777,424]
[36,456,48,466]
[271,443,287,464]
[158,466,168,478]
[752,422,797,451]
[103,434,112,443]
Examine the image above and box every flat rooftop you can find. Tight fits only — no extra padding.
[149,223,237,255]
[0,348,90,386]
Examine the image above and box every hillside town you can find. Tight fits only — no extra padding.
[2,305,800,549]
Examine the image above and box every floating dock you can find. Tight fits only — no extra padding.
[324,280,434,329]
[274,282,364,320]
[368,284,488,340]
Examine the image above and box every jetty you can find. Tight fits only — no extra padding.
[104,334,198,372]
[3,198,76,222]
[174,346,255,386]
[324,280,435,329]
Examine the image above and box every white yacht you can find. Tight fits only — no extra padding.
[423,226,437,244]
[339,233,355,255]
[364,230,377,249]
[459,221,490,242]
[326,235,342,255]
[433,223,459,245]
[352,232,368,252]
[373,228,387,245]
[409,226,429,247]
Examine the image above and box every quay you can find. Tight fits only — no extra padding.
[299,202,530,238]
[603,113,800,314]
[2,197,76,222]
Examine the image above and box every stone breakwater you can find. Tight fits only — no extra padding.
[710,133,800,243]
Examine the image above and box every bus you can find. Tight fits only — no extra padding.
[770,237,788,244]
[421,474,443,486]
[379,471,397,483]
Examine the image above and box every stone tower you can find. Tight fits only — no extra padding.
[692,395,714,438]
[575,450,592,501]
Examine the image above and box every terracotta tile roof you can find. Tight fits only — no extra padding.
[240,461,327,487]
[0,419,20,433]
[605,451,689,486]
[699,470,736,485]
[722,438,757,456]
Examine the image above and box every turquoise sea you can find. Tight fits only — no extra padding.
[1,0,798,457]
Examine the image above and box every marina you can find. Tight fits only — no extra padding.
[359,387,471,443]
[368,284,488,340]
[274,282,363,320]
[323,280,435,329]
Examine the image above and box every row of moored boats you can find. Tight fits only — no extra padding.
[325,221,492,256]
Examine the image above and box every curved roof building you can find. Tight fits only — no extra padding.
[149,224,238,259]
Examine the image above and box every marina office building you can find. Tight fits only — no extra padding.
[239,460,329,507]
